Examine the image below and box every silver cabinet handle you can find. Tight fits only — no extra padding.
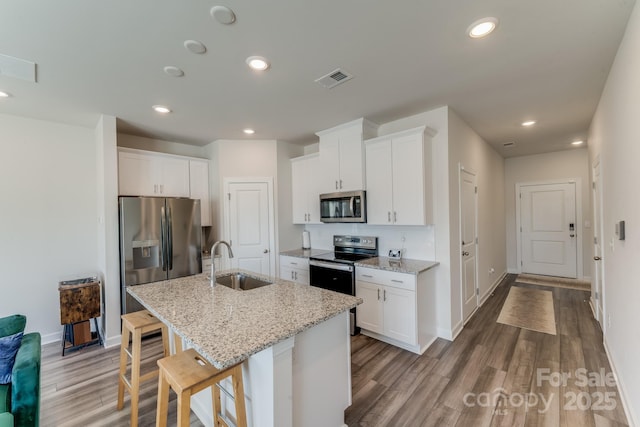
[335,180,339,190]
[160,184,164,194]
[377,288,380,300]
[340,179,343,189]
[394,211,397,223]
[291,262,298,265]
[295,271,298,280]
[362,274,373,278]
[154,184,158,194]
[291,271,295,280]
[391,279,403,284]
[388,212,391,222]
[383,290,386,301]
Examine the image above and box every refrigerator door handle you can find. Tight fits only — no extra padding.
[160,206,167,271]
[167,205,174,270]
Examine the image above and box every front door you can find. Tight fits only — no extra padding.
[520,182,577,278]
[460,168,478,322]
[226,180,272,275]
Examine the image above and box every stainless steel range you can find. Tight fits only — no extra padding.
[309,235,378,335]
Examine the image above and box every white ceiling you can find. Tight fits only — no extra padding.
[0,0,635,158]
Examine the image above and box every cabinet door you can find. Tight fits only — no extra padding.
[365,139,393,225]
[160,157,190,197]
[318,132,341,193]
[383,286,416,345]
[294,268,310,285]
[337,125,364,191]
[306,155,322,223]
[392,132,425,225]
[280,265,296,282]
[118,151,158,196]
[189,160,211,226]
[355,281,383,333]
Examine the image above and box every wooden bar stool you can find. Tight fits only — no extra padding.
[117,310,170,427]
[156,348,247,427]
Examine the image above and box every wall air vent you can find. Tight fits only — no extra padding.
[315,68,354,89]
[503,142,516,148]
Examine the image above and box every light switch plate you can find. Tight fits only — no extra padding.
[388,249,402,259]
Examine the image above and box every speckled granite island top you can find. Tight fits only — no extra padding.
[355,257,439,275]
[127,269,361,369]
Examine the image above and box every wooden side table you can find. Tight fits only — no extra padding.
[58,277,103,356]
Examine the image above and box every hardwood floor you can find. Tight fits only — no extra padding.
[40,274,628,426]
[345,274,629,427]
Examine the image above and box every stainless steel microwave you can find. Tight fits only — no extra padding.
[319,190,366,223]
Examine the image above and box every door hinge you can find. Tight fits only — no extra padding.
[521,260,523,266]
[227,193,231,200]
[520,226,522,232]
[594,237,598,244]
[475,186,477,194]
[475,237,478,244]
[476,288,479,296]
[519,193,522,199]
[595,291,599,300]
[592,182,596,190]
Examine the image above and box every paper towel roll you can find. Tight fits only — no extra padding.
[302,231,311,249]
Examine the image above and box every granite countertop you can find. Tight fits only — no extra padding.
[279,248,331,259]
[355,257,439,275]
[127,269,361,369]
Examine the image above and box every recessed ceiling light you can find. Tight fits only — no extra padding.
[243,128,255,135]
[184,40,207,55]
[163,66,184,77]
[572,140,584,146]
[211,6,236,24]
[521,120,536,127]
[0,91,10,98]
[246,56,270,71]
[152,105,171,114]
[467,17,499,38]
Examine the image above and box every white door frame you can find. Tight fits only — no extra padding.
[222,177,276,275]
[591,156,605,330]
[515,178,583,279]
[459,164,479,322]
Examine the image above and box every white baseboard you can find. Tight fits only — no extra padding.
[104,334,122,348]
[581,275,592,282]
[604,336,638,427]
[41,332,61,346]
[507,267,519,274]
[479,271,507,306]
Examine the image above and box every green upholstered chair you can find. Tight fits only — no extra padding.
[0,315,41,427]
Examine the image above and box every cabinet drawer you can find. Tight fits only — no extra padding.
[356,268,415,291]
[280,255,309,269]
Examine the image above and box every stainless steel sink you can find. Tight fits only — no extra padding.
[215,273,273,290]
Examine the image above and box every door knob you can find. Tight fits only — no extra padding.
[594,256,601,261]
[263,249,269,253]
[462,251,469,256]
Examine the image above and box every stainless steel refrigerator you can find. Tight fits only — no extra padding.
[119,196,202,314]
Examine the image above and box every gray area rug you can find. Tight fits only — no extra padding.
[516,273,591,291]
[497,286,557,335]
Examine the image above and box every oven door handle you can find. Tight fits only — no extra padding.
[310,260,354,272]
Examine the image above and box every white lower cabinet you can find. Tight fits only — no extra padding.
[356,266,436,354]
[279,255,310,285]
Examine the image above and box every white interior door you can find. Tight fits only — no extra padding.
[227,181,272,275]
[520,182,577,278]
[460,168,478,321]
[592,161,604,326]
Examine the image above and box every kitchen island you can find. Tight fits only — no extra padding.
[127,269,361,427]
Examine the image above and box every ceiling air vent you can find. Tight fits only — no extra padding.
[315,68,354,89]
[503,142,516,148]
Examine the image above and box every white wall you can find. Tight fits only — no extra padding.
[504,149,592,278]
[277,142,305,253]
[587,2,640,424]
[118,133,207,158]
[0,114,98,342]
[448,109,506,326]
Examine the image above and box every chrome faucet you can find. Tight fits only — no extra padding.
[210,240,234,286]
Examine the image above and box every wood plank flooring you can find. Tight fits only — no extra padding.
[40,274,628,426]
[345,274,629,427]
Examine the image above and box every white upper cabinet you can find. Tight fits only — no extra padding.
[316,118,378,194]
[365,126,436,225]
[118,149,190,197]
[291,153,321,224]
[189,159,211,227]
